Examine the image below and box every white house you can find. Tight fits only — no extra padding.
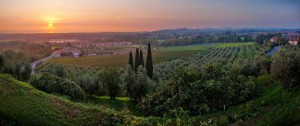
[289,38,298,46]
[270,37,278,43]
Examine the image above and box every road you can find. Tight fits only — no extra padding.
[267,46,281,56]
[31,55,53,75]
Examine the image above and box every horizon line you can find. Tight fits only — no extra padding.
[1,27,300,34]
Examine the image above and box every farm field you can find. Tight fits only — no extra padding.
[157,42,255,51]
[49,50,199,67]
[1,0,299,125]
[154,44,262,80]
[157,43,216,51]
[49,54,128,67]
[215,42,255,48]
[49,42,255,68]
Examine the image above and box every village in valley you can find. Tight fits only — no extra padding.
[47,31,299,59]
[270,32,299,46]
[49,40,134,58]
[1,0,300,125]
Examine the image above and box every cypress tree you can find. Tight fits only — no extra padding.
[0,54,4,72]
[128,51,134,69]
[139,50,144,67]
[146,43,153,79]
[135,48,140,72]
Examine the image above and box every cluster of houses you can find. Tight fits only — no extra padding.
[270,32,299,46]
[73,41,133,48]
[288,38,299,46]
[49,40,133,48]
[48,40,133,58]
[52,47,82,58]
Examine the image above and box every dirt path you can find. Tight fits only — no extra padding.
[31,55,53,75]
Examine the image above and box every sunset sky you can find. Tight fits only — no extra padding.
[0,0,300,33]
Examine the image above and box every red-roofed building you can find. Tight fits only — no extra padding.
[289,38,298,46]
[51,47,82,58]
[270,37,278,42]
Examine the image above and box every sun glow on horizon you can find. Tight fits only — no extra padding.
[44,17,59,33]
[48,22,53,28]
[0,0,299,33]
[44,17,59,28]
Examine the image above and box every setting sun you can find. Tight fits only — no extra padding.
[1,0,299,33]
[48,23,53,28]
[0,0,299,125]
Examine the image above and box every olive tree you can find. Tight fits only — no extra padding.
[271,48,300,88]
[132,66,149,102]
[122,65,135,100]
[100,68,121,100]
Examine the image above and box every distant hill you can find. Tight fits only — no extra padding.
[1,28,299,41]
[151,28,300,35]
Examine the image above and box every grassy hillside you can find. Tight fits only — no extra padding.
[88,96,142,116]
[0,74,110,126]
[177,75,300,126]
[236,75,300,126]
[0,74,161,126]
[0,72,299,125]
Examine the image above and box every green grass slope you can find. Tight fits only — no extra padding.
[1,73,299,126]
[234,75,300,126]
[215,42,255,48]
[0,74,109,126]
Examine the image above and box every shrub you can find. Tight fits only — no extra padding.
[76,73,102,98]
[2,60,32,82]
[0,50,32,81]
[39,63,67,78]
[271,46,300,89]
[30,73,85,100]
[122,65,135,100]
[140,65,258,116]
[131,66,149,102]
[99,68,121,100]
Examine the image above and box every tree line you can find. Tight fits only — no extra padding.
[159,34,254,47]
[129,43,153,79]
[29,43,155,102]
[126,43,154,102]
[0,50,32,82]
